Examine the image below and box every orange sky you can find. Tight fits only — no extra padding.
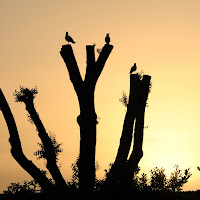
[0,0,200,192]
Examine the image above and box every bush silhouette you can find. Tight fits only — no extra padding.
[3,180,40,195]
[149,165,191,192]
[168,165,192,192]
[102,163,192,193]
[149,167,168,191]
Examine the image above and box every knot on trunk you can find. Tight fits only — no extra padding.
[77,112,98,125]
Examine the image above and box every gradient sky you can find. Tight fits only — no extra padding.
[0,0,200,192]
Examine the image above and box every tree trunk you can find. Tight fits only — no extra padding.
[0,89,53,193]
[126,75,151,180]
[114,75,140,164]
[106,74,151,187]
[77,86,97,192]
[60,44,113,192]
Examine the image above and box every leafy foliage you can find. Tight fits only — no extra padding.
[67,157,100,190]
[3,180,40,194]
[149,165,191,192]
[103,162,114,179]
[119,91,129,107]
[137,173,149,191]
[149,167,168,191]
[103,163,191,193]
[13,86,38,103]
[34,132,63,163]
[4,163,192,194]
[168,165,192,192]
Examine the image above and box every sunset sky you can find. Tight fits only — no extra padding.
[0,0,200,192]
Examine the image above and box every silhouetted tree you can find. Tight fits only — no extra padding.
[106,73,151,189]
[0,89,54,193]
[0,34,154,195]
[60,42,113,192]
[13,86,67,192]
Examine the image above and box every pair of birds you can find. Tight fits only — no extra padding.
[65,32,137,74]
[65,32,110,44]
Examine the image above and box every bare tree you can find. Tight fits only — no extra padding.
[0,34,151,195]
[106,73,151,189]
[60,43,113,192]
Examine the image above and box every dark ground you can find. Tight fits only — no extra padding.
[0,191,200,200]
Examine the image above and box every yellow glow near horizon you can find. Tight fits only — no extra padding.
[0,0,200,193]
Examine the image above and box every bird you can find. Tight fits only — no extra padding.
[65,32,76,44]
[105,33,110,44]
[129,63,137,74]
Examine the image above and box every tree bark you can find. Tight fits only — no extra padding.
[106,74,151,187]
[25,102,67,191]
[60,44,113,192]
[127,75,151,181]
[0,89,53,193]
[115,75,140,164]
[77,87,97,192]
[126,75,151,180]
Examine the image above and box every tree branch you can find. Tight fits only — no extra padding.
[85,44,113,86]
[85,45,96,83]
[0,89,53,192]
[94,44,113,84]
[60,45,83,94]
[25,102,67,190]
[114,74,140,165]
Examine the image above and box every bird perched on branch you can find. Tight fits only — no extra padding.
[105,33,110,44]
[129,63,137,74]
[65,32,76,44]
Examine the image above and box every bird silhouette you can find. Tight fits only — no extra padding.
[105,33,110,44]
[129,63,137,74]
[65,32,76,44]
